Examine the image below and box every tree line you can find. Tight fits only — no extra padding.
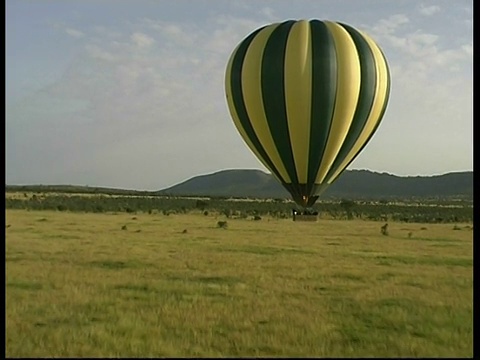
[5,193,473,223]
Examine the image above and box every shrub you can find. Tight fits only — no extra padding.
[380,223,389,236]
[196,200,208,210]
[217,221,228,229]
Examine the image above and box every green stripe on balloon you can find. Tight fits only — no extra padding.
[261,21,298,185]
[307,20,338,189]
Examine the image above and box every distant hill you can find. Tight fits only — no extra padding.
[158,169,473,200]
[157,170,285,199]
[5,184,153,197]
[5,169,473,200]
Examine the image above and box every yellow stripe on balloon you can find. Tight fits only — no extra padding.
[284,20,312,184]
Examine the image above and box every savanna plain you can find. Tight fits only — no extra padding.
[6,206,473,357]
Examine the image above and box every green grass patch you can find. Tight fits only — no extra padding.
[374,255,472,267]
[7,281,43,291]
[47,234,84,240]
[327,297,472,357]
[87,260,146,270]
[218,245,316,256]
[191,275,242,286]
[376,272,397,281]
[331,273,366,282]
[403,237,458,243]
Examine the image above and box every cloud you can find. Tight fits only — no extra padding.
[141,18,211,50]
[370,13,410,35]
[461,43,473,57]
[85,44,117,62]
[418,4,441,16]
[26,17,234,142]
[130,32,155,47]
[367,14,470,72]
[65,27,84,38]
[260,7,277,21]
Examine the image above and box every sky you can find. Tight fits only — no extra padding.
[6,0,473,190]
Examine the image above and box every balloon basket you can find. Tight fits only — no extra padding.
[291,209,318,222]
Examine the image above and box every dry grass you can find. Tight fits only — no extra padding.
[6,209,473,357]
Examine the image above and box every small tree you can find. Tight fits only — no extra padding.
[196,200,208,210]
[340,199,355,220]
[380,223,389,236]
[217,221,228,229]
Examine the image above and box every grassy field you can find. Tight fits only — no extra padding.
[6,209,473,357]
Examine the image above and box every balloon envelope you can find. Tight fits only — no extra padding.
[225,19,390,207]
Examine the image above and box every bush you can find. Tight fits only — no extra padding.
[217,221,228,229]
[380,223,389,236]
[196,200,208,210]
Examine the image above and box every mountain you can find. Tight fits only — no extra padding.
[158,169,473,200]
[159,169,286,198]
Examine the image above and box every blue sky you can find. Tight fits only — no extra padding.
[6,0,473,190]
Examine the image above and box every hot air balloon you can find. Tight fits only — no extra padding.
[225,19,390,209]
